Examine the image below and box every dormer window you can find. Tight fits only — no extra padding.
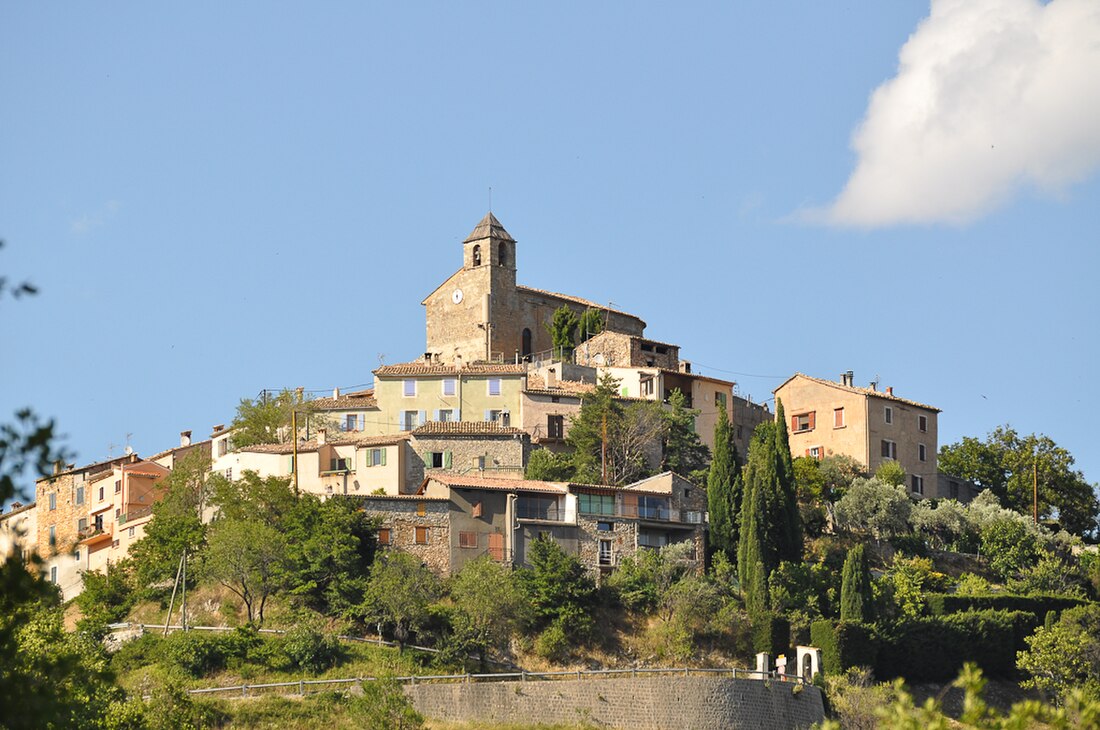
[472,244,482,266]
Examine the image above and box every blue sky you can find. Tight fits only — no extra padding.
[2,2,1098,500]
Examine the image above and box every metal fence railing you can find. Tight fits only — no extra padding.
[176,666,808,700]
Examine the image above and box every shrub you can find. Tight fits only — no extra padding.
[925,593,1086,618]
[751,613,790,655]
[282,623,342,673]
[533,619,569,662]
[162,632,228,677]
[811,621,877,675]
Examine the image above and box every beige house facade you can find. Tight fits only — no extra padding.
[774,372,940,497]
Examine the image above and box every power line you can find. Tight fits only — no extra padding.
[690,362,786,380]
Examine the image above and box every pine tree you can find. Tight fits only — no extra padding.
[577,308,603,344]
[707,402,739,560]
[840,544,874,623]
[545,305,579,358]
[663,388,710,481]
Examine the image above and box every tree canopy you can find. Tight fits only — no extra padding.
[230,388,335,448]
[661,388,710,483]
[939,425,1099,538]
[567,371,664,485]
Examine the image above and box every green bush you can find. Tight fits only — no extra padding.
[875,609,1037,681]
[751,613,790,655]
[925,593,1086,618]
[533,619,569,662]
[162,632,229,677]
[810,621,876,675]
[281,624,343,673]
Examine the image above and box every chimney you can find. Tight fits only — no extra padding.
[840,371,854,387]
[212,424,225,433]
[886,386,893,396]
[317,428,327,445]
[129,453,138,463]
[869,382,877,392]
[333,386,340,399]
[295,387,304,402]
[53,460,62,476]
[546,367,558,388]
[180,430,192,447]
[423,352,432,364]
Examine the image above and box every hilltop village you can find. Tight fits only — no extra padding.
[8,213,963,598]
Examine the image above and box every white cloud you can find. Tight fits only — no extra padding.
[820,0,1100,227]
[71,200,121,234]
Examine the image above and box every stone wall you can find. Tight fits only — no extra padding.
[410,434,528,484]
[360,497,452,574]
[404,675,824,730]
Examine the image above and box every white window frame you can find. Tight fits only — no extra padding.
[402,410,419,430]
[809,445,824,460]
[919,443,927,462]
[438,409,455,422]
[403,379,416,397]
[912,474,924,495]
[598,539,613,566]
[881,439,897,460]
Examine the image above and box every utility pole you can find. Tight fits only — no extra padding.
[181,549,187,632]
[163,553,184,636]
[1033,459,1039,525]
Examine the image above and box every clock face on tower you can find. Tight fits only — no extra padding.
[452,288,464,305]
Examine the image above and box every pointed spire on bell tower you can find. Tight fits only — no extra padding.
[462,212,516,270]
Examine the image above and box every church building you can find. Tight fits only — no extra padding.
[422,213,647,364]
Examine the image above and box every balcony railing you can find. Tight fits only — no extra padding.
[515,504,567,522]
[118,505,152,525]
[579,504,706,525]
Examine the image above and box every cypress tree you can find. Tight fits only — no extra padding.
[840,544,873,623]
[707,403,736,559]
[738,423,780,613]
[773,400,802,563]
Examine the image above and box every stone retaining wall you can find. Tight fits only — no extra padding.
[403,675,824,730]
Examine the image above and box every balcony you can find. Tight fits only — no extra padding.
[579,503,706,525]
[515,502,568,522]
[118,505,152,525]
[78,525,112,546]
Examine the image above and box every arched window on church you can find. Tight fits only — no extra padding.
[522,328,532,359]
[499,242,508,267]
[472,244,481,266]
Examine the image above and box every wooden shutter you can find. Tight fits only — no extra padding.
[622,492,638,518]
[380,448,387,467]
[805,448,811,457]
[444,450,452,469]
[791,415,798,431]
[808,411,816,429]
[488,532,504,561]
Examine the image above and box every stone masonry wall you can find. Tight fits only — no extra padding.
[404,676,824,730]
[360,498,451,574]
[410,435,527,483]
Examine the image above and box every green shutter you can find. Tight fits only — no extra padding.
[380,448,387,467]
[444,450,452,469]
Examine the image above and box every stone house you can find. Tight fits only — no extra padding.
[359,472,707,578]
[421,213,646,364]
[34,454,134,598]
[0,500,37,565]
[774,372,940,498]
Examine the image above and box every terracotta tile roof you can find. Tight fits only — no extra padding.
[310,389,378,411]
[148,440,213,462]
[374,362,528,377]
[34,455,132,484]
[516,286,643,323]
[657,368,735,387]
[412,421,528,437]
[774,373,941,413]
[239,433,409,455]
[422,474,570,495]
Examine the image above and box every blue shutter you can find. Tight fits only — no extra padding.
[419,410,428,426]
[484,410,492,422]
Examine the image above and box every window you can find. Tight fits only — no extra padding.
[345,414,359,432]
[218,439,228,457]
[115,480,122,494]
[919,444,927,462]
[578,492,615,516]
[881,440,897,459]
[75,486,84,505]
[459,531,477,549]
[809,446,824,460]
[402,410,419,430]
[94,514,103,531]
[547,415,564,439]
[438,409,455,422]
[416,502,426,517]
[377,528,391,545]
[427,451,452,469]
[919,414,928,432]
[488,532,505,561]
[48,493,56,511]
[521,328,532,357]
[488,378,502,396]
[641,377,655,397]
[415,526,430,544]
[598,540,613,566]
[330,457,351,472]
[715,392,727,409]
[49,525,56,546]
[98,486,105,501]
[597,521,613,532]
[884,406,893,424]
[911,475,924,495]
[792,412,815,433]
[516,495,561,521]
[74,550,80,562]
[638,495,669,520]
[50,566,57,584]
[442,378,456,397]
[486,409,508,426]
[225,468,232,481]
[112,540,119,548]
[472,244,481,266]
[115,508,120,518]
[834,408,845,428]
[128,527,135,538]
[78,517,87,532]
[369,448,387,467]
[499,241,508,267]
[403,379,416,397]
